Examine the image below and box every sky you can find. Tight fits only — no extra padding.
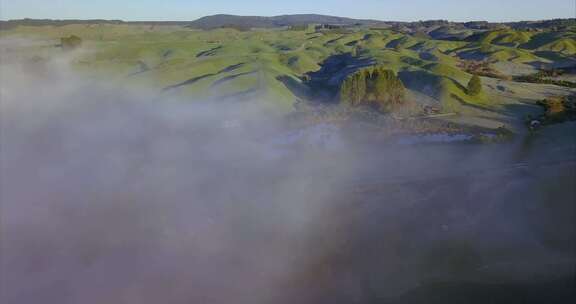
[1,0,575,22]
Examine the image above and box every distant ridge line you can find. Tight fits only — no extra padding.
[1,15,574,31]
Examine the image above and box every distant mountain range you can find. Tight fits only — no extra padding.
[1,14,574,31]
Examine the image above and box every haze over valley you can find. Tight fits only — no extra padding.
[1,7,575,304]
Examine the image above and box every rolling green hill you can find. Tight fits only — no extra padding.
[1,19,574,129]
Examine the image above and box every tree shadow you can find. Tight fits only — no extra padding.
[398,70,443,100]
[498,101,543,118]
[278,53,375,104]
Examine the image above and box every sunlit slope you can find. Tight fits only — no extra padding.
[1,24,573,114]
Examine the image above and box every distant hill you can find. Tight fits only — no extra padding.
[0,15,381,31]
[0,18,191,30]
[1,15,573,32]
[186,14,575,31]
[186,14,382,29]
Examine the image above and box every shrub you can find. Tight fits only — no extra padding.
[60,35,82,50]
[467,74,482,96]
[536,95,576,123]
[539,96,566,115]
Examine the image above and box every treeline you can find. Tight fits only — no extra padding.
[218,24,252,31]
[340,67,406,112]
[288,24,309,31]
[514,69,576,88]
[0,19,190,30]
[2,17,573,32]
[458,60,511,80]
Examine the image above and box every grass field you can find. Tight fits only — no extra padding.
[1,23,574,128]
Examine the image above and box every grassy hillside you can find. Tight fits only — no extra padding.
[1,22,574,128]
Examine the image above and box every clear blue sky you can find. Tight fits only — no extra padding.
[1,0,574,22]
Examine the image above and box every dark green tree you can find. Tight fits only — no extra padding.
[467,74,482,96]
[61,35,82,50]
[340,67,405,112]
[341,70,366,106]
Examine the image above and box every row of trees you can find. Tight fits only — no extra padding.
[339,67,406,112]
[515,70,576,88]
[458,60,511,80]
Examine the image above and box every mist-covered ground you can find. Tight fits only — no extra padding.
[2,22,574,119]
[1,41,575,304]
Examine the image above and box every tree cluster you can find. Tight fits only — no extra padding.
[339,67,406,112]
[60,35,82,50]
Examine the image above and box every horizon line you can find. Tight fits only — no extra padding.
[1,14,574,24]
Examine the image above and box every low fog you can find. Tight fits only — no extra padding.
[1,44,575,304]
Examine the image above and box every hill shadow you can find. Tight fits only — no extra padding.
[386,37,408,49]
[211,71,257,88]
[127,60,150,77]
[323,36,344,46]
[162,73,214,91]
[531,51,576,69]
[163,63,249,91]
[218,62,246,73]
[278,53,375,104]
[196,45,222,57]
